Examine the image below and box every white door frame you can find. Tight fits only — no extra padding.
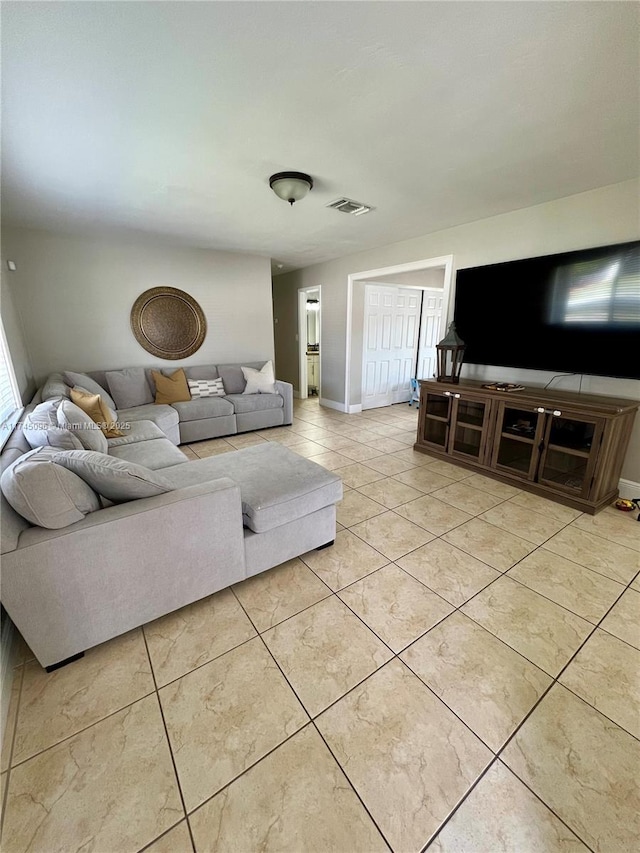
[345,256,454,413]
[298,285,321,400]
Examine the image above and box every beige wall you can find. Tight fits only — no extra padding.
[0,276,35,402]
[2,227,274,383]
[272,180,640,483]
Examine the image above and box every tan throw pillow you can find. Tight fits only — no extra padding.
[70,387,124,438]
[152,369,191,405]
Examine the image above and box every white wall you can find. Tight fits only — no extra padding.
[273,180,640,482]
[0,276,35,401]
[1,227,274,383]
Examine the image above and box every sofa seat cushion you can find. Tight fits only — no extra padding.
[109,438,187,470]
[116,404,179,437]
[162,443,342,533]
[224,393,283,414]
[107,420,165,448]
[171,397,235,422]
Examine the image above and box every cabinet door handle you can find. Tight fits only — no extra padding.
[535,407,562,416]
[453,393,461,398]
[535,407,545,413]
[444,391,451,397]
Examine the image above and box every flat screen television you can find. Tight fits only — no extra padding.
[453,240,640,381]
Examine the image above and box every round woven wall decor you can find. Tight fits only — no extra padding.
[130,287,207,360]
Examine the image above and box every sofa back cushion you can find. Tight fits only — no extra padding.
[1,447,101,529]
[1,427,36,551]
[52,450,173,502]
[183,365,219,381]
[218,362,265,395]
[57,400,109,454]
[64,371,117,410]
[41,373,71,402]
[106,367,154,409]
[22,400,84,451]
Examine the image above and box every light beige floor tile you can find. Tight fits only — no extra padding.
[542,527,640,584]
[339,564,453,652]
[462,576,592,676]
[159,638,307,811]
[390,447,432,466]
[337,462,386,488]
[508,490,583,524]
[189,438,235,458]
[337,442,386,462]
[180,445,199,460]
[462,473,521,499]
[225,433,268,449]
[299,529,388,591]
[336,490,386,527]
[189,725,387,853]
[394,466,456,493]
[290,424,333,440]
[508,549,624,624]
[357,476,424,508]
[145,821,193,853]
[395,494,473,535]
[262,597,392,717]
[479,502,567,545]
[559,629,640,738]
[351,510,435,560]
[289,440,329,458]
[365,422,409,438]
[306,450,352,470]
[232,557,331,632]
[599,588,640,649]
[313,433,362,451]
[317,660,491,852]
[362,437,407,454]
[502,684,640,853]
[401,612,551,751]
[261,431,309,448]
[429,761,589,852]
[144,588,257,686]
[431,481,507,515]
[397,539,501,606]
[443,518,536,571]
[571,506,640,552]
[13,629,154,765]
[1,665,22,772]
[2,695,182,853]
[421,459,473,482]
[0,771,5,828]
[362,454,418,476]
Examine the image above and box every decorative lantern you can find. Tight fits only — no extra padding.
[436,322,466,384]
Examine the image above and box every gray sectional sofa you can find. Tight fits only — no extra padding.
[0,370,341,671]
[40,361,293,445]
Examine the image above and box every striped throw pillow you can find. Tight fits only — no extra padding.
[188,378,226,398]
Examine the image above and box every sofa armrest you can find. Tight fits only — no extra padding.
[275,379,293,425]
[1,479,246,667]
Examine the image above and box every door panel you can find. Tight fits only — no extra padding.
[362,284,424,409]
[416,293,444,384]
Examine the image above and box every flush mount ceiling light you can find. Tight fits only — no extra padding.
[269,171,313,206]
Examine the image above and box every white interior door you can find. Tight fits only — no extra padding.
[362,285,422,409]
[415,290,444,381]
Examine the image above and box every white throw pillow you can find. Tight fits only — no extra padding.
[0,447,100,529]
[52,450,173,502]
[242,361,276,394]
[57,400,109,454]
[188,378,226,398]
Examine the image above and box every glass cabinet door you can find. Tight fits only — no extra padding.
[450,395,492,462]
[537,412,602,496]
[491,404,544,480]
[421,390,451,449]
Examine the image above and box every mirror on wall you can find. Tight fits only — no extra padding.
[306,299,319,348]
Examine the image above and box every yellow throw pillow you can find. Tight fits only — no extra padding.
[70,387,124,438]
[152,368,191,405]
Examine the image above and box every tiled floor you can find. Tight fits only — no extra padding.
[1,398,639,852]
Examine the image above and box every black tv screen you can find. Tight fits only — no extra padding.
[453,240,640,381]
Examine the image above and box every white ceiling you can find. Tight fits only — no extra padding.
[2,1,638,274]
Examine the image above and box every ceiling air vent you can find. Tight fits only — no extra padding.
[326,198,373,216]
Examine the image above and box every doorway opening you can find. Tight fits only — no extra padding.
[345,256,454,412]
[298,286,321,400]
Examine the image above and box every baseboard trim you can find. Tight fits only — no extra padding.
[319,398,346,413]
[347,404,363,414]
[1,611,18,754]
[618,478,640,499]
